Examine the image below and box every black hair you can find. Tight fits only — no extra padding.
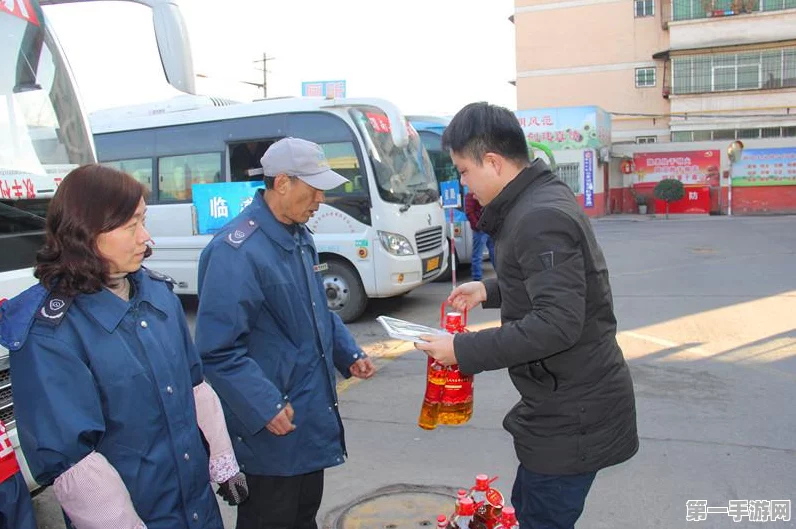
[442,102,531,166]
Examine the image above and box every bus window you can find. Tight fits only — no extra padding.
[320,142,365,197]
[319,141,370,224]
[104,158,154,193]
[157,152,221,202]
[229,140,276,182]
[418,131,458,183]
[0,199,47,273]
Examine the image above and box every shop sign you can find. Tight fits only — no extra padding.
[515,106,611,151]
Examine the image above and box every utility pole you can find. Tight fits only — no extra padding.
[253,52,276,99]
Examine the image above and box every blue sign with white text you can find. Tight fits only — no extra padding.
[440,179,461,208]
[192,181,263,235]
[583,150,595,208]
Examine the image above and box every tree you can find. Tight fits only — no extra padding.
[653,179,685,219]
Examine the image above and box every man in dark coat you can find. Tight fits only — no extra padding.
[417,102,638,529]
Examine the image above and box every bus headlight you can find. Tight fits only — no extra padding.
[377,231,415,256]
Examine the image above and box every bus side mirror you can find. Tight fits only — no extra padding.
[151,1,196,94]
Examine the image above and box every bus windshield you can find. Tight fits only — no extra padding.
[350,106,439,207]
[1,1,94,273]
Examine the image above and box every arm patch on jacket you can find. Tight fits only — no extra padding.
[538,251,555,270]
[34,292,74,325]
[223,218,258,248]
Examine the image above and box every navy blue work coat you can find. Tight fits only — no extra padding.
[195,190,364,477]
[0,270,222,529]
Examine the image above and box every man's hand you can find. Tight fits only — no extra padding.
[217,472,249,506]
[448,281,487,312]
[414,333,457,366]
[266,402,296,436]
[349,357,376,379]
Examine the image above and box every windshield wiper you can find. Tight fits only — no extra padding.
[399,188,416,213]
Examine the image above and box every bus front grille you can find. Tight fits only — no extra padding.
[415,226,443,254]
[0,367,13,428]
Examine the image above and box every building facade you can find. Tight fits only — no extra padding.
[512,0,796,215]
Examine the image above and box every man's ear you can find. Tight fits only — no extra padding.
[273,173,292,194]
[483,153,502,175]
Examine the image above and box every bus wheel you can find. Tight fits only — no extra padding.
[322,260,367,323]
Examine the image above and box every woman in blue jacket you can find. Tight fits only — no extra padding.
[0,165,247,529]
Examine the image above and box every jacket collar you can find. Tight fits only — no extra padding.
[76,269,169,333]
[249,189,312,252]
[477,159,553,237]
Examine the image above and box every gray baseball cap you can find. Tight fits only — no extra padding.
[259,137,349,191]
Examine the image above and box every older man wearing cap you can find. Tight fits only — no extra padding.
[195,137,376,529]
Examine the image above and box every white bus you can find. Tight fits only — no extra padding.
[1,0,196,489]
[90,96,449,322]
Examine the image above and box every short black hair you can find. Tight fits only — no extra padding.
[442,102,530,166]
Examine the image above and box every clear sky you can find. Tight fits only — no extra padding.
[44,0,517,117]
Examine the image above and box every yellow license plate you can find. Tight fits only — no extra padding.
[425,256,440,272]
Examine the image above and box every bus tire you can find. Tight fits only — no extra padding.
[322,260,368,323]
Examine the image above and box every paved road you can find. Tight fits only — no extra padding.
[32,215,796,528]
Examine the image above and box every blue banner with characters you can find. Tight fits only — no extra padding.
[192,181,263,234]
[583,150,595,208]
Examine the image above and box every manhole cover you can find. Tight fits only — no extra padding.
[326,484,457,529]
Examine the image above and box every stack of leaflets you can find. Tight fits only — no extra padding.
[376,315,451,343]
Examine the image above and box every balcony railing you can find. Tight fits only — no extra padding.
[663,0,796,23]
[665,47,796,95]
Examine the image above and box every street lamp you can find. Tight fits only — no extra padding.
[727,140,744,217]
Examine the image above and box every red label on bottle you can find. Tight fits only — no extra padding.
[425,380,444,402]
[442,368,473,404]
[486,488,504,508]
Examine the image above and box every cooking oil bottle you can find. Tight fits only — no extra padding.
[418,356,446,430]
[437,307,474,426]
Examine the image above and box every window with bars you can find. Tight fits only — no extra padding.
[635,67,657,87]
[671,126,796,141]
[556,163,581,194]
[635,0,655,17]
[672,47,796,94]
[672,0,796,21]
[636,136,657,144]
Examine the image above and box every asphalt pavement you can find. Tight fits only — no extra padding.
[31,215,796,529]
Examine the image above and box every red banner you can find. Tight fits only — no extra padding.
[1,0,40,26]
[365,112,391,134]
[653,185,711,215]
[634,150,720,186]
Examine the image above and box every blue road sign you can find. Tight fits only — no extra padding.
[440,179,461,209]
